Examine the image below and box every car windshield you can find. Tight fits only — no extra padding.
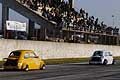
[9,51,21,57]
[93,51,103,56]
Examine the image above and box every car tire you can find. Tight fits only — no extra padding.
[103,60,108,65]
[112,59,116,65]
[40,65,45,70]
[89,62,92,65]
[24,65,29,71]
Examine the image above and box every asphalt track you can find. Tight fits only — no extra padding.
[0,63,120,80]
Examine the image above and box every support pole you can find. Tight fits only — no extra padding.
[2,0,9,38]
[28,19,34,40]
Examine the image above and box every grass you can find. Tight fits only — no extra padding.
[0,58,89,66]
[43,56,120,65]
[0,56,120,66]
[114,56,120,60]
[43,58,89,65]
[0,61,5,68]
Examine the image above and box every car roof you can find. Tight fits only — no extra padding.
[12,50,33,52]
[95,50,108,52]
[94,50,111,53]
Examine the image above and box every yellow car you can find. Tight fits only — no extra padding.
[3,50,45,71]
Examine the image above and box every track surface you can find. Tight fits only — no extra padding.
[0,63,120,80]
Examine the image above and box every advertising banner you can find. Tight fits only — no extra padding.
[6,21,27,31]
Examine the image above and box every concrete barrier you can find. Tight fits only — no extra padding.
[0,39,120,60]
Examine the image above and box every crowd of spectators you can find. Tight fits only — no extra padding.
[18,0,119,35]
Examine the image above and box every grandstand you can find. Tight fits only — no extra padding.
[1,0,120,45]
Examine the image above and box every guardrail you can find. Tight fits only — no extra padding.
[0,39,120,60]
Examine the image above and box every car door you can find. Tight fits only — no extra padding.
[29,52,40,69]
[23,52,34,69]
[107,52,113,64]
[105,52,113,64]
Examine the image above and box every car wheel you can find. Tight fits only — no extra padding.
[24,65,29,71]
[112,59,116,65]
[89,62,92,65]
[40,65,45,70]
[103,60,108,65]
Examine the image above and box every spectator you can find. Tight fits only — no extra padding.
[17,0,119,37]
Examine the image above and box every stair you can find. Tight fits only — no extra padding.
[2,0,56,27]
[0,0,57,40]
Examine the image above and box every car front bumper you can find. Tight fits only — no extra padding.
[89,61,103,64]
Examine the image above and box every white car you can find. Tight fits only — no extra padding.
[89,50,115,65]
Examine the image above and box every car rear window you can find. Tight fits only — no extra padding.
[9,51,21,57]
